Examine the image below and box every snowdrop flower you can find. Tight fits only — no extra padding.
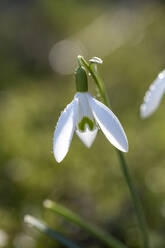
[53,66,128,162]
[140,70,165,118]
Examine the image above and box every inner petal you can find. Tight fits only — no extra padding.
[76,93,95,131]
[76,127,98,148]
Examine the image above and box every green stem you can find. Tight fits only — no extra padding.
[78,56,108,105]
[44,200,127,248]
[117,151,149,248]
[79,55,150,248]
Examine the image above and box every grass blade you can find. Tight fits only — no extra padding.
[43,200,128,248]
[24,215,82,248]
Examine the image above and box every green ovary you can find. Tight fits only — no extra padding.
[78,116,94,131]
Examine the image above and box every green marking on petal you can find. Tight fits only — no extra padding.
[78,116,94,131]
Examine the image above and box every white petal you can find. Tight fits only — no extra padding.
[76,127,98,148]
[140,70,165,118]
[88,94,128,152]
[53,98,78,163]
[75,92,93,123]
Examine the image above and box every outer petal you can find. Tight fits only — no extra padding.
[76,127,98,148]
[88,94,128,152]
[140,70,165,118]
[53,98,78,163]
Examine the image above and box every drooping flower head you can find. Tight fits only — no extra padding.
[140,70,165,118]
[53,63,128,163]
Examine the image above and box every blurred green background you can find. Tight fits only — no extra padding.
[1,0,165,247]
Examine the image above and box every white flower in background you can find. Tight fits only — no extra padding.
[0,230,8,247]
[140,70,165,118]
[53,66,128,163]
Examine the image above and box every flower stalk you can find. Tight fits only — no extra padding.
[79,55,150,248]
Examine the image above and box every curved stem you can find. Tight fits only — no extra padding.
[79,56,150,248]
[79,56,108,105]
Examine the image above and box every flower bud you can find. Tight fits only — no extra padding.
[75,66,88,92]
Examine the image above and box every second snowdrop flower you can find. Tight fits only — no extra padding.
[140,70,165,118]
[53,66,128,163]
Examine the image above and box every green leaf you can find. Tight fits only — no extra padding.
[43,200,128,248]
[24,215,82,248]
